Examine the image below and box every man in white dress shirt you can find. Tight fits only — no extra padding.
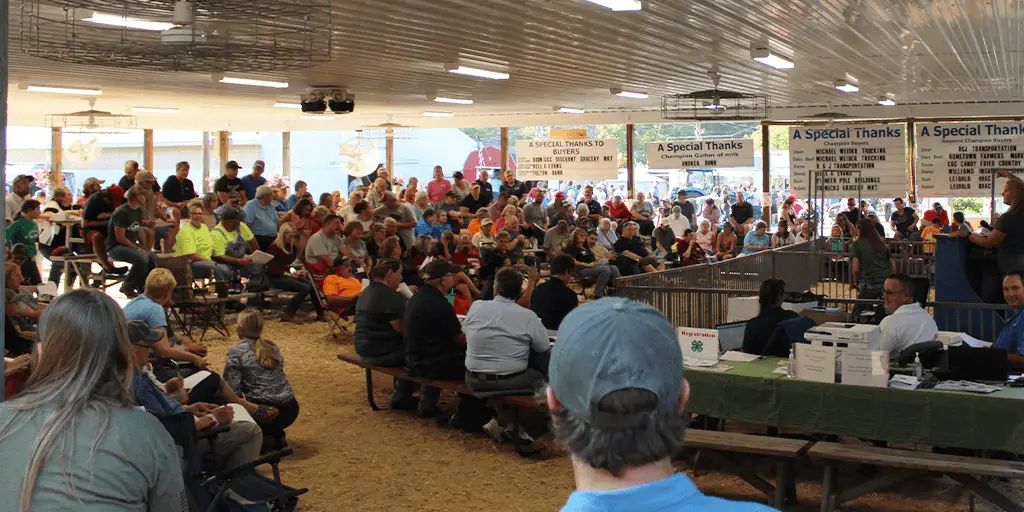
[879,273,937,356]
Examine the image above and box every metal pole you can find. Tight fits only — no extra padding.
[761,123,771,221]
[626,123,635,199]
[0,0,8,400]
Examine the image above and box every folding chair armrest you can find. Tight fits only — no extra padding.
[202,448,295,486]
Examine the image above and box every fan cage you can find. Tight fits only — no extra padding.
[18,0,333,72]
[661,93,771,121]
[46,111,138,133]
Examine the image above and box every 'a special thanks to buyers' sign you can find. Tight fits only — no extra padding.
[789,124,908,199]
[515,139,618,180]
[917,122,1024,197]
[646,139,753,169]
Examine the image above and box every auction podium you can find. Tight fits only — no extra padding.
[933,236,1006,342]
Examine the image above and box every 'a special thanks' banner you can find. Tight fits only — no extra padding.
[917,122,1024,197]
[789,124,907,199]
[646,139,753,169]
[515,139,618,180]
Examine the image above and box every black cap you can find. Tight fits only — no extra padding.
[445,190,458,198]
[421,259,463,280]
[453,171,465,179]
[127,320,163,345]
[225,160,241,170]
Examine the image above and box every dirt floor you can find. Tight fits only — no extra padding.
[192,313,992,512]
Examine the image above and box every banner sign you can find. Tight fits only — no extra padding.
[515,139,618,180]
[646,139,754,169]
[789,124,907,198]
[917,122,1024,197]
[549,129,588,140]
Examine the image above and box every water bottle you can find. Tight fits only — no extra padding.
[913,353,923,380]
[787,348,796,378]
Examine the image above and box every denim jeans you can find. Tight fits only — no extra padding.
[107,245,153,293]
[577,264,620,298]
[269,275,323,316]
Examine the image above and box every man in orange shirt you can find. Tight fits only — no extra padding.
[322,256,362,309]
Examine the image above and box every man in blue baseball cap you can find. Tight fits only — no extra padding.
[547,297,777,511]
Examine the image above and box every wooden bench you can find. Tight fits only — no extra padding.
[683,430,813,509]
[809,442,1024,512]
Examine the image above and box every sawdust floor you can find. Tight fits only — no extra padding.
[195,314,988,512]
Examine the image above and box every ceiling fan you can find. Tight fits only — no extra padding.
[45,99,137,133]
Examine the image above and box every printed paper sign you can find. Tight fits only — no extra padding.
[789,124,908,199]
[678,327,720,363]
[794,343,837,383]
[917,122,1024,197]
[646,139,754,169]
[515,139,619,180]
[840,349,890,388]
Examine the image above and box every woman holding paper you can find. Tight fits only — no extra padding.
[265,223,326,323]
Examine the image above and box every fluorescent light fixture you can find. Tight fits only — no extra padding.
[274,102,302,109]
[83,12,175,31]
[557,107,585,114]
[833,80,859,93]
[878,95,896,106]
[132,106,180,114]
[584,0,642,11]
[443,63,509,80]
[422,111,454,118]
[610,88,648,99]
[433,96,473,105]
[219,76,289,88]
[26,85,103,96]
[750,45,794,69]
[301,115,333,120]
[706,104,726,111]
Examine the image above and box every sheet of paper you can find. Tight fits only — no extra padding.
[678,327,720,363]
[37,281,59,297]
[960,333,993,349]
[227,403,256,423]
[183,370,212,391]
[720,350,760,363]
[794,343,836,383]
[840,349,890,388]
[250,250,274,265]
[772,366,790,376]
[889,374,920,390]
[683,357,719,368]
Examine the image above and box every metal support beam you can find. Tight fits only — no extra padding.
[282,132,291,179]
[761,123,771,221]
[385,128,394,176]
[626,123,635,199]
[906,120,916,205]
[217,131,229,176]
[500,127,509,176]
[51,128,63,190]
[1,0,9,400]
[143,129,154,173]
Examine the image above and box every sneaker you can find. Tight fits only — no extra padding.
[503,424,535,446]
[482,418,503,443]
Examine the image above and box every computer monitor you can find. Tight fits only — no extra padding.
[716,321,747,353]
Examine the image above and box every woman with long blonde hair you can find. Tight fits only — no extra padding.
[224,309,299,451]
[266,222,325,323]
[0,289,186,510]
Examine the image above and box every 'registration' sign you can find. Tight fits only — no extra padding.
[916,122,1024,197]
[515,139,618,180]
[646,139,754,169]
[789,124,908,199]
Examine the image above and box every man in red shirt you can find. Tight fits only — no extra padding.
[607,195,632,222]
[922,202,950,229]
[426,165,452,205]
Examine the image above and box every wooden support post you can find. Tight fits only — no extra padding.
[217,131,229,175]
[626,123,635,199]
[282,132,291,179]
[201,131,211,193]
[385,127,394,176]
[50,127,62,190]
[500,127,509,176]
[761,123,771,221]
[906,120,916,205]
[143,129,154,173]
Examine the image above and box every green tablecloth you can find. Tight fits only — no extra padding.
[685,358,1024,453]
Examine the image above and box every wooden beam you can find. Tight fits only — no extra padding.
[143,129,154,173]
[626,123,635,199]
[282,132,291,178]
[906,120,916,205]
[201,131,211,193]
[385,127,394,176]
[761,123,771,221]
[50,127,62,190]
[500,127,509,176]
[217,131,229,175]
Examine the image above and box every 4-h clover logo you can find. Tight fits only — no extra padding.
[691,340,704,353]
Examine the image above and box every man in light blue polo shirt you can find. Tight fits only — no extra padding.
[244,184,282,251]
[996,272,1024,369]
[549,298,778,512]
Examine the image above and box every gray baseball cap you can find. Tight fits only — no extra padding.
[550,297,684,428]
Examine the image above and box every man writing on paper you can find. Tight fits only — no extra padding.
[996,272,1024,368]
[879,273,937,356]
